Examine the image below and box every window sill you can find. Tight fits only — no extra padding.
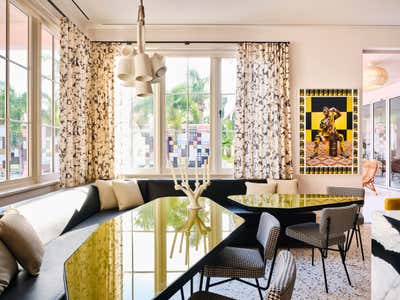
[0,179,59,200]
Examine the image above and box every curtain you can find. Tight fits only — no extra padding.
[59,18,93,187]
[234,42,293,179]
[59,18,118,187]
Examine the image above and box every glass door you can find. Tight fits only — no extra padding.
[390,96,400,188]
[373,100,386,186]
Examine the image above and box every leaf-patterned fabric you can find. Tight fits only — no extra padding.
[59,18,118,187]
[234,42,293,180]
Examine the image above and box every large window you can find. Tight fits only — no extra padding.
[0,1,30,180]
[361,104,371,159]
[41,26,60,175]
[373,100,386,186]
[165,57,211,168]
[390,96,400,188]
[115,54,237,175]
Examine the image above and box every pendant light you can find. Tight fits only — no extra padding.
[116,0,167,96]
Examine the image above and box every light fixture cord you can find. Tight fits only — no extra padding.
[137,0,145,53]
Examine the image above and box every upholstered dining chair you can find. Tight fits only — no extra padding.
[326,186,365,260]
[201,212,281,300]
[285,204,358,293]
[189,250,296,300]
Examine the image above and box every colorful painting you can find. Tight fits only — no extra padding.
[299,89,359,175]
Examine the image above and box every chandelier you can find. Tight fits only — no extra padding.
[116,0,167,96]
[363,65,388,91]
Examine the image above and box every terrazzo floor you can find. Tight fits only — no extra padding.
[173,225,371,300]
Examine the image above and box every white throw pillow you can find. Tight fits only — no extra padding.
[245,182,277,195]
[95,180,118,210]
[269,179,298,194]
[112,180,144,211]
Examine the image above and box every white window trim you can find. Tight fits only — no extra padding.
[119,49,237,178]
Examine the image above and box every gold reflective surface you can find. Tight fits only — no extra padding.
[228,194,363,209]
[64,197,244,300]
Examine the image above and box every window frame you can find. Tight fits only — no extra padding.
[120,49,237,177]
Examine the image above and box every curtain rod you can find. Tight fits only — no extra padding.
[92,41,290,44]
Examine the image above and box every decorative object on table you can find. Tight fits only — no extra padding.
[362,159,379,194]
[299,89,359,175]
[169,157,211,209]
[372,210,400,300]
[115,0,167,96]
[169,207,211,265]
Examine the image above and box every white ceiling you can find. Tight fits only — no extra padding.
[58,0,400,27]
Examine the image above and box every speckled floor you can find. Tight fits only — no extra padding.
[173,225,371,300]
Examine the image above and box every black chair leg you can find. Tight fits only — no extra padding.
[311,247,314,266]
[357,225,365,261]
[255,278,263,300]
[190,278,193,295]
[199,269,204,291]
[180,288,185,300]
[205,276,210,291]
[320,249,328,293]
[339,245,352,286]
[355,227,359,248]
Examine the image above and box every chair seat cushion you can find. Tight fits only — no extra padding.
[204,246,265,278]
[190,291,234,300]
[285,222,345,248]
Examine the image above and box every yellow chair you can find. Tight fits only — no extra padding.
[384,198,400,210]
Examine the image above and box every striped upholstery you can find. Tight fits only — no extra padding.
[257,213,281,260]
[192,251,297,300]
[190,291,233,300]
[204,212,280,278]
[286,222,345,248]
[266,251,296,300]
[204,247,265,278]
[326,186,365,225]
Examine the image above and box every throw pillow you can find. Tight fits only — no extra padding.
[269,179,298,194]
[246,182,277,195]
[0,211,44,276]
[0,240,18,295]
[96,180,118,210]
[112,180,144,210]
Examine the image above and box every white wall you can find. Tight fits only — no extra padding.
[91,24,400,193]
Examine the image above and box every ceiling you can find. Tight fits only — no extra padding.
[56,0,400,27]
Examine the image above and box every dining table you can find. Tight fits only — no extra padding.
[64,196,245,300]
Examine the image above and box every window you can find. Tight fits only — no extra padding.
[373,100,386,186]
[41,26,60,175]
[115,53,237,175]
[165,57,211,168]
[361,105,371,159]
[220,58,236,169]
[0,1,30,180]
[390,96,400,188]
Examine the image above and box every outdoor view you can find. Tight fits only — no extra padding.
[0,3,29,180]
[115,56,236,172]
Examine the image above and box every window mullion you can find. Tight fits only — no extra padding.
[211,57,219,174]
[51,35,55,173]
[5,0,9,180]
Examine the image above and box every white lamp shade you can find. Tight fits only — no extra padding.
[117,56,135,81]
[363,65,388,90]
[151,53,167,78]
[136,81,153,97]
[121,45,136,57]
[134,53,153,82]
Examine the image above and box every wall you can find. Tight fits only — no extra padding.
[90,24,400,193]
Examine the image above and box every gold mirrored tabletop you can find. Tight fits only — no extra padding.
[228,194,364,212]
[64,197,245,300]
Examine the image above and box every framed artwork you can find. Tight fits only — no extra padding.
[299,89,359,175]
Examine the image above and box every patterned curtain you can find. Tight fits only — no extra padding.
[59,18,118,187]
[59,18,93,187]
[234,42,293,179]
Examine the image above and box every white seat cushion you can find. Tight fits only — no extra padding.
[246,182,276,195]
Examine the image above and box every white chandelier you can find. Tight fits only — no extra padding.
[116,0,167,96]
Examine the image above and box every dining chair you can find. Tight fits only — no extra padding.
[326,186,365,260]
[201,212,281,300]
[285,204,358,293]
[190,250,296,300]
